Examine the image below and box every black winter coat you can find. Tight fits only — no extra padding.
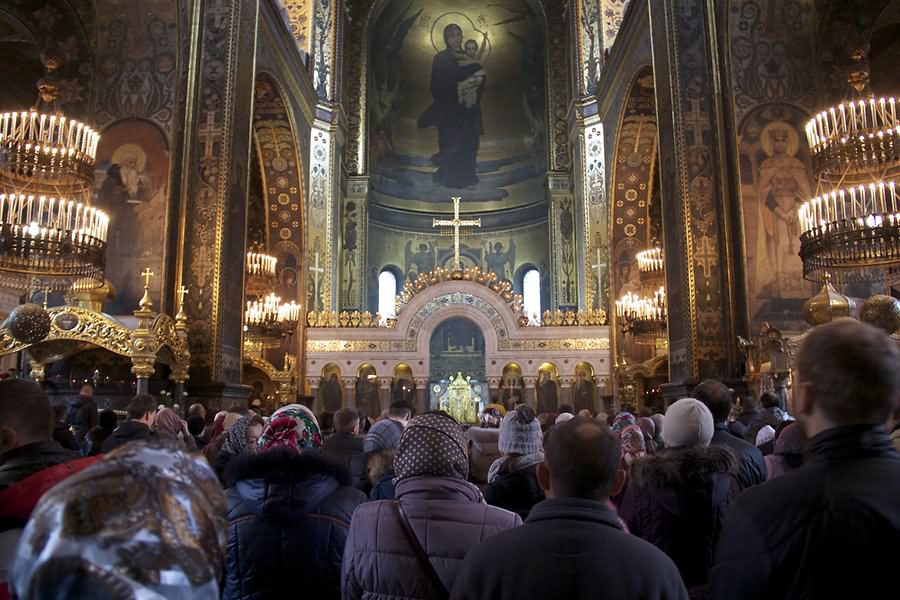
[451,498,689,600]
[223,449,365,600]
[619,446,739,599]
[101,420,153,453]
[483,464,544,520]
[322,432,367,490]
[0,441,79,492]
[710,425,766,489]
[712,424,900,600]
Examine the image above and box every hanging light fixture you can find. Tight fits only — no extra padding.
[243,292,300,340]
[615,286,667,344]
[636,246,664,274]
[0,50,108,290]
[245,248,277,297]
[798,46,900,285]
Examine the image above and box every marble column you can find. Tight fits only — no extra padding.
[523,376,538,409]
[559,376,575,410]
[307,376,321,413]
[342,376,356,410]
[414,377,430,415]
[172,0,259,405]
[649,0,748,384]
[486,377,502,406]
[378,376,393,415]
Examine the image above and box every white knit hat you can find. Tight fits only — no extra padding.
[662,398,714,448]
[554,412,575,425]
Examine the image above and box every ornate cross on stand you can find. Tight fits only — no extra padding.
[138,268,154,311]
[309,252,324,310]
[432,197,481,270]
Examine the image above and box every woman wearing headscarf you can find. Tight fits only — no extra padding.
[636,416,658,455]
[618,399,740,599]
[223,404,365,600]
[342,412,521,600]
[10,440,227,600]
[153,407,196,451]
[483,404,546,519]
[465,404,505,484]
[764,421,806,480]
[211,414,265,483]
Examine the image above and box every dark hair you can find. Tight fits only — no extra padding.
[692,379,733,422]
[334,407,360,433]
[98,409,117,430]
[126,394,157,420]
[318,411,335,432]
[558,404,574,415]
[388,400,412,420]
[513,403,536,424]
[796,318,900,425]
[186,415,206,436]
[759,392,779,409]
[544,416,621,500]
[0,379,52,440]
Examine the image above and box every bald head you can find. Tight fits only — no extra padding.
[796,318,900,428]
[543,416,622,501]
[0,379,52,452]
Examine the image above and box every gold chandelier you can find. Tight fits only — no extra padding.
[636,246,664,274]
[243,292,300,340]
[798,59,900,284]
[245,249,277,297]
[0,54,108,290]
[616,285,667,343]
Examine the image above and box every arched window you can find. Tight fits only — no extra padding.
[378,270,397,322]
[523,268,541,324]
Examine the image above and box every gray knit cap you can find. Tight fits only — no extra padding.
[498,405,543,455]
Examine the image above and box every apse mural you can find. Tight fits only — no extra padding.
[368,0,546,212]
[429,317,486,381]
[94,119,169,314]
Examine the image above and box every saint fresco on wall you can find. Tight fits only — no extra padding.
[94,119,168,314]
[739,103,816,329]
[369,0,546,212]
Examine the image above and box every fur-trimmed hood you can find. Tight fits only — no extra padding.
[224,447,350,488]
[629,445,738,487]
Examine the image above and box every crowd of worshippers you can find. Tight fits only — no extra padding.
[1,319,899,599]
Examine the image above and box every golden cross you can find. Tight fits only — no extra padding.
[141,268,155,288]
[41,287,50,309]
[176,285,188,306]
[693,235,718,280]
[432,197,481,270]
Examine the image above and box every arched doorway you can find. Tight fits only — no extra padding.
[429,317,486,381]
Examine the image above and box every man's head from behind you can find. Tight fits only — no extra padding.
[388,400,412,427]
[0,380,52,453]
[79,384,93,399]
[795,318,900,437]
[538,416,624,502]
[334,407,360,434]
[692,379,733,424]
[126,394,157,426]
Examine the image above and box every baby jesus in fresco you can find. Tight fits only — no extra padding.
[457,33,488,109]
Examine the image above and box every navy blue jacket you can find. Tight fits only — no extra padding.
[223,449,365,600]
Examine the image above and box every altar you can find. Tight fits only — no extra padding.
[431,373,487,424]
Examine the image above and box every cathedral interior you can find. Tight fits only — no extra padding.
[0,0,898,418]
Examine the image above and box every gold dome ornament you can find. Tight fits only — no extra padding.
[802,272,855,326]
[858,294,900,334]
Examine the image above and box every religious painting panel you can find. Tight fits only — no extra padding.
[536,361,559,413]
[355,363,380,418]
[367,0,547,214]
[738,103,816,330]
[429,317,485,381]
[573,360,596,413]
[93,119,169,314]
[499,362,524,408]
[320,362,343,412]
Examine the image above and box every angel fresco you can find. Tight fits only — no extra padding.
[405,241,436,281]
[484,240,515,280]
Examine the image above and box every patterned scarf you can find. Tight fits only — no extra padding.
[258,404,322,452]
[221,415,257,456]
[620,424,647,465]
[394,412,469,480]
[11,440,227,600]
[611,411,637,435]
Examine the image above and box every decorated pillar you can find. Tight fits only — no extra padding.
[342,376,356,410]
[648,0,748,386]
[308,376,321,411]
[340,176,368,311]
[378,376,393,414]
[559,376,575,409]
[487,376,502,405]
[548,176,578,311]
[174,0,259,405]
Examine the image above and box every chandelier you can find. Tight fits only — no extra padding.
[244,292,300,340]
[0,54,108,290]
[245,249,277,297]
[616,286,667,343]
[798,61,900,284]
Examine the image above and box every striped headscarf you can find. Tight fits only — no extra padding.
[611,411,637,435]
[257,404,322,452]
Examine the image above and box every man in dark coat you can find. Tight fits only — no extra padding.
[65,384,97,450]
[451,416,689,600]
[101,394,156,453]
[712,319,900,600]
[0,380,97,598]
[693,379,767,489]
[322,408,367,490]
